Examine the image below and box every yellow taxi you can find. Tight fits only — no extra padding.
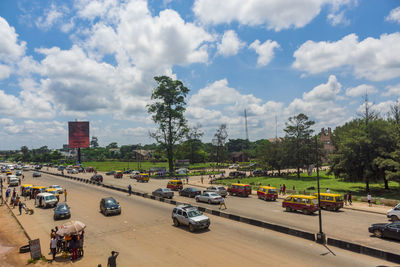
[167,179,183,191]
[282,195,318,215]
[257,186,278,201]
[314,193,343,211]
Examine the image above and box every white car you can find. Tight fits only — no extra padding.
[195,192,223,204]
[49,185,64,194]
[387,203,400,221]
[228,164,239,169]
[9,177,19,186]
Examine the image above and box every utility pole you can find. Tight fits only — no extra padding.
[315,136,325,244]
[244,109,249,141]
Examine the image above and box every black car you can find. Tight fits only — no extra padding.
[105,171,115,175]
[123,169,132,174]
[53,203,71,220]
[369,222,400,240]
[90,174,103,183]
[179,187,201,198]
[32,171,41,177]
[100,197,121,216]
[229,171,246,177]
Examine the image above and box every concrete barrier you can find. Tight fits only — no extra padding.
[327,238,400,264]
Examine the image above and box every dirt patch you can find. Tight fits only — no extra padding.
[0,204,31,266]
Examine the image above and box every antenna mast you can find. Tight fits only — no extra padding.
[275,114,278,140]
[244,109,249,141]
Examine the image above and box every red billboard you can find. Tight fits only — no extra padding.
[68,121,89,148]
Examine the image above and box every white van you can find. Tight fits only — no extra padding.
[387,203,400,221]
[8,177,19,186]
[36,193,58,208]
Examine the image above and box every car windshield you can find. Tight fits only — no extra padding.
[187,210,202,217]
[162,188,171,192]
[269,189,277,194]
[312,199,318,205]
[105,199,117,205]
[45,195,56,201]
[56,205,68,211]
[209,193,219,197]
[217,187,225,190]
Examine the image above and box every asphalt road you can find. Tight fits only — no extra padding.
[8,172,393,266]
[42,168,399,255]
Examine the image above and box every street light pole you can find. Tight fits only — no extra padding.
[315,136,326,244]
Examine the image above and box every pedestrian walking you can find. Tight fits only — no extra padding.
[19,201,23,215]
[5,188,10,203]
[282,184,286,195]
[343,192,348,206]
[279,185,282,195]
[64,189,67,202]
[348,191,352,205]
[201,176,203,184]
[128,184,132,196]
[50,236,57,261]
[219,197,227,210]
[367,192,372,207]
[107,251,119,267]
[22,174,24,180]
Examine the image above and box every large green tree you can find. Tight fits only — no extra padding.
[284,113,315,178]
[147,76,189,175]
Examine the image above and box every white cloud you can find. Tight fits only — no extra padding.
[386,6,400,24]
[356,100,395,116]
[0,64,11,80]
[193,0,354,31]
[285,75,347,127]
[35,4,64,30]
[346,84,377,97]
[327,10,350,26]
[293,33,400,81]
[249,39,279,66]
[217,30,245,57]
[383,83,400,97]
[0,17,26,62]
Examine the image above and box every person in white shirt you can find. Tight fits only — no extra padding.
[367,192,372,206]
[326,188,330,193]
[50,236,57,260]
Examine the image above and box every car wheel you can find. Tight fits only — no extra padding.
[302,209,309,215]
[196,198,199,202]
[53,216,57,220]
[391,215,399,222]
[373,229,383,238]
[173,218,180,227]
[189,224,195,232]
[208,199,211,204]
[285,207,291,212]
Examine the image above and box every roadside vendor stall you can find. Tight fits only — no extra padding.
[56,220,86,260]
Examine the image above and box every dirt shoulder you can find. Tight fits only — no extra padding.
[0,203,31,266]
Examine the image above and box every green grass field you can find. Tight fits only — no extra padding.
[81,161,224,172]
[217,171,400,200]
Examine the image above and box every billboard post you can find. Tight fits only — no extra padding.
[68,121,89,164]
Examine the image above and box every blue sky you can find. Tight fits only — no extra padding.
[1,0,400,150]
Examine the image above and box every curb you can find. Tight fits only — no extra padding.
[342,206,386,215]
[38,170,400,264]
[4,202,31,241]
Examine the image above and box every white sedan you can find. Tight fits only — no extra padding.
[195,192,223,204]
[49,185,64,194]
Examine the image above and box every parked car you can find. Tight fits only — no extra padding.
[48,185,64,194]
[105,171,116,176]
[67,168,79,174]
[57,166,65,171]
[36,192,58,208]
[8,177,19,186]
[313,193,343,211]
[369,222,400,241]
[15,170,22,176]
[387,203,400,221]
[100,197,121,216]
[195,192,223,204]
[228,171,246,177]
[32,172,41,177]
[252,170,267,176]
[179,187,201,198]
[53,203,71,220]
[90,174,103,183]
[152,188,174,199]
[203,186,227,197]
[172,204,210,232]
[123,169,132,174]
[228,164,239,169]
[227,183,252,197]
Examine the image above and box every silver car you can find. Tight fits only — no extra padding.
[172,205,210,232]
[152,188,174,199]
[195,192,223,204]
[203,186,227,197]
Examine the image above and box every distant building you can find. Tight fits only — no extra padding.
[320,127,335,155]
[229,151,249,163]
[133,150,152,160]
